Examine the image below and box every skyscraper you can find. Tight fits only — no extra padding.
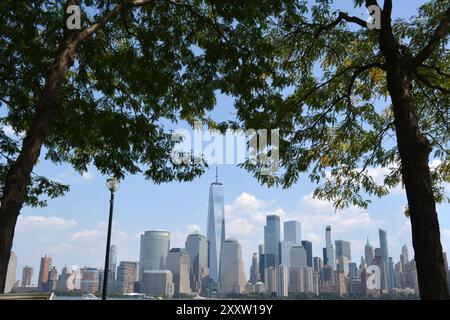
[400,243,409,271]
[4,251,16,294]
[374,247,388,292]
[335,240,351,260]
[166,248,191,295]
[291,245,307,267]
[389,257,395,290]
[264,215,281,269]
[206,168,225,283]
[265,267,277,294]
[219,238,246,294]
[81,267,100,293]
[141,270,174,297]
[249,253,260,284]
[280,240,295,267]
[301,240,313,268]
[22,265,33,287]
[38,255,52,291]
[379,229,392,290]
[323,248,328,266]
[185,232,209,292]
[109,244,117,277]
[258,244,265,283]
[313,257,323,273]
[276,265,289,297]
[47,266,58,291]
[117,261,139,294]
[337,256,350,276]
[349,262,358,279]
[325,226,336,270]
[288,266,313,293]
[284,221,301,243]
[360,256,366,270]
[365,237,374,266]
[139,231,170,280]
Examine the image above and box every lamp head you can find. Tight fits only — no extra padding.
[106,177,120,193]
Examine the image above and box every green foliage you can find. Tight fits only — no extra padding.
[0,0,285,206]
[228,0,449,210]
[0,1,448,211]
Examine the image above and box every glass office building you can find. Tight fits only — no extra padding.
[139,230,170,280]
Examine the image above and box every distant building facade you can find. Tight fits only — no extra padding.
[219,238,246,294]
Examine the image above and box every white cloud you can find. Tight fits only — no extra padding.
[71,229,100,240]
[53,169,96,184]
[293,193,376,233]
[227,218,256,237]
[304,231,322,245]
[17,215,78,232]
[187,224,201,233]
[224,192,284,234]
[221,191,383,271]
[366,167,404,195]
[81,171,94,180]
[225,192,267,216]
[13,216,136,280]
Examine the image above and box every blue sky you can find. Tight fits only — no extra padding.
[8,0,450,285]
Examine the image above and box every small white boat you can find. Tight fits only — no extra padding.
[81,293,99,300]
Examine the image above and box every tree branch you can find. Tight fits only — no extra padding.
[415,71,450,94]
[383,0,392,19]
[419,64,450,78]
[78,0,155,42]
[379,0,399,63]
[347,62,385,100]
[340,12,368,29]
[409,6,450,68]
[365,0,379,7]
[359,120,394,174]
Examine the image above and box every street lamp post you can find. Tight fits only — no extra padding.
[102,177,119,301]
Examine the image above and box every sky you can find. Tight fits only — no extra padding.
[7,0,450,286]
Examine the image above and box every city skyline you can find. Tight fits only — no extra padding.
[7,222,431,297]
[10,164,450,287]
[9,214,446,291]
[5,1,449,291]
[2,170,444,297]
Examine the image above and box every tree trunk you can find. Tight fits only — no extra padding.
[0,36,78,292]
[386,66,449,299]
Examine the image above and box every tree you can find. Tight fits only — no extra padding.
[226,1,449,299]
[0,0,284,292]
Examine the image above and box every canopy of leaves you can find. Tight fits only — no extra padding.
[225,0,449,209]
[0,0,286,207]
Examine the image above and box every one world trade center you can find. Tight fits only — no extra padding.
[206,168,225,283]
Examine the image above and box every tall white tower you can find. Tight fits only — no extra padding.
[325,226,336,271]
[206,168,225,283]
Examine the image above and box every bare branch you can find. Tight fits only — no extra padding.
[340,12,368,29]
